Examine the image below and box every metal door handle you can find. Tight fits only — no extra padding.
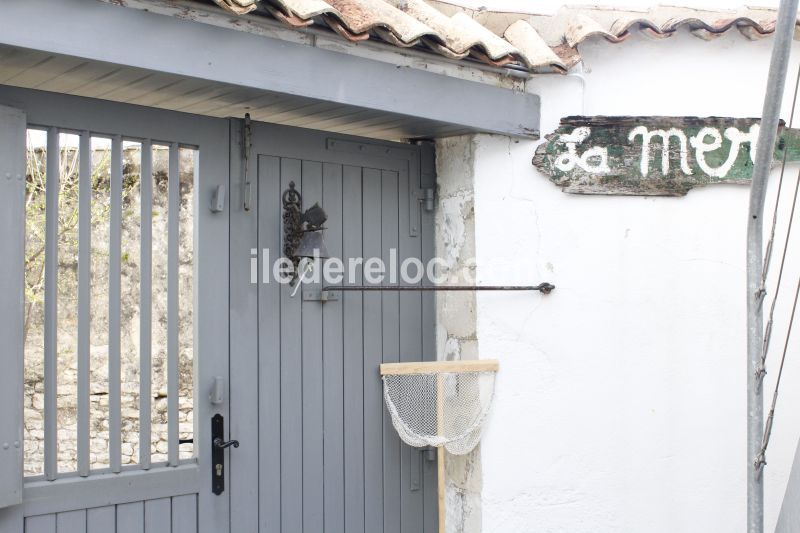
[212,414,238,495]
[213,437,240,449]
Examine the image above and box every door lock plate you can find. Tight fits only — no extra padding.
[212,414,225,495]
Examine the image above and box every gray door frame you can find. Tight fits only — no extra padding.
[228,118,438,532]
[0,104,26,511]
[0,85,231,533]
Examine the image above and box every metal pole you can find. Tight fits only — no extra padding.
[321,283,555,294]
[748,2,798,531]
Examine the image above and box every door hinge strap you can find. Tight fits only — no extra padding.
[243,113,252,211]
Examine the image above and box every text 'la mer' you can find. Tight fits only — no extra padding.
[554,124,761,178]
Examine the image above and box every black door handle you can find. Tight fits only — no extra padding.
[213,437,240,449]
[211,414,238,495]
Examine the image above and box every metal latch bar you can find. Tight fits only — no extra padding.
[320,283,555,294]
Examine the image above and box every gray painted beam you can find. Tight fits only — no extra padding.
[0,0,540,138]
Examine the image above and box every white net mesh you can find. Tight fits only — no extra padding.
[382,369,497,455]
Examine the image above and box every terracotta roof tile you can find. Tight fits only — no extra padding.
[504,20,567,72]
[207,0,796,73]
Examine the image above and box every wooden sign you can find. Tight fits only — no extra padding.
[532,116,800,196]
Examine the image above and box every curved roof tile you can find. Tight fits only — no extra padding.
[208,0,797,73]
[504,20,567,72]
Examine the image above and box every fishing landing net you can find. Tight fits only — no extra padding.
[380,360,498,455]
[380,359,499,532]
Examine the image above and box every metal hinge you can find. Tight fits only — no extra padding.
[242,113,252,211]
[409,187,434,237]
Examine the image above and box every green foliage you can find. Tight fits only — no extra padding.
[23,137,140,344]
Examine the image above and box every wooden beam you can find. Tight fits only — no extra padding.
[379,360,499,375]
[0,0,540,138]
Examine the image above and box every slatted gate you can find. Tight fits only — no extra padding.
[0,85,437,533]
[0,87,230,533]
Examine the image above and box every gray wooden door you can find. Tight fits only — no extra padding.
[230,121,437,533]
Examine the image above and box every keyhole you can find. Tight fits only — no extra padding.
[216,464,223,476]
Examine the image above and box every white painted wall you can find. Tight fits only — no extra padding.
[473,29,800,532]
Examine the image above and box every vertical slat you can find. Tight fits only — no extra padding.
[77,132,91,478]
[139,140,153,470]
[381,170,401,533]
[109,135,123,474]
[342,166,365,533]
[43,127,59,482]
[399,168,424,533]
[362,167,384,533]
[117,502,144,533]
[86,506,115,533]
[322,163,345,533]
[144,498,170,533]
[25,514,56,533]
[56,510,87,533]
[301,160,324,533]
[258,155,281,532]
[167,143,180,467]
[280,158,303,533]
[171,494,197,533]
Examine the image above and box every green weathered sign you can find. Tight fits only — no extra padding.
[532,116,800,196]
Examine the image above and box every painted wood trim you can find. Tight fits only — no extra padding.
[0,0,539,138]
[22,465,200,518]
[379,360,500,375]
[0,105,25,510]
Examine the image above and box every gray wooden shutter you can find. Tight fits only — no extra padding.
[0,105,25,509]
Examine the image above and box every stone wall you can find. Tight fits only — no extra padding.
[435,136,482,533]
[23,145,195,475]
